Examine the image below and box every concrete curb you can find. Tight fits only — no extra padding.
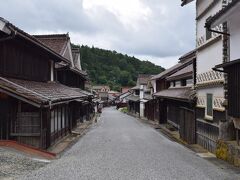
[49,114,100,157]
[0,140,56,160]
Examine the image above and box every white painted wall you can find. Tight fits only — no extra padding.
[196,0,214,17]
[198,87,224,98]
[195,0,225,117]
[196,1,222,47]
[151,80,156,93]
[140,85,144,99]
[140,102,145,118]
[197,40,223,73]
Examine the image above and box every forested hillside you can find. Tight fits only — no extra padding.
[77,45,165,91]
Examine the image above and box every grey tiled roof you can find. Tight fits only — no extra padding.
[72,88,93,96]
[34,34,69,61]
[131,86,140,90]
[144,94,153,100]
[0,77,87,106]
[126,95,140,102]
[167,64,193,80]
[151,63,182,80]
[154,87,194,101]
[137,74,153,85]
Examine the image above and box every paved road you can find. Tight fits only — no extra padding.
[19,108,240,180]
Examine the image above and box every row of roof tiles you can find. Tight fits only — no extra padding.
[0,77,92,107]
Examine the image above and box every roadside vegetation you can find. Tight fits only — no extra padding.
[120,107,128,113]
[74,45,165,91]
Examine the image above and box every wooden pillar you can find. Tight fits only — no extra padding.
[41,108,51,149]
[237,129,239,146]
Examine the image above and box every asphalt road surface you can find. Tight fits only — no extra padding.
[19,107,240,180]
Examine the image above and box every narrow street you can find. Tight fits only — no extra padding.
[18,108,240,180]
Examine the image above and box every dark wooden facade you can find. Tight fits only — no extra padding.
[195,107,224,152]
[156,79,169,92]
[57,69,85,90]
[0,20,89,149]
[128,101,140,115]
[145,99,160,122]
[0,38,51,82]
[145,99,155,121]
[0,95,71,149]
[225,63,240,118]
[166,100,195,144]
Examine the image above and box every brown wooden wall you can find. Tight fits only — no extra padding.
[49,105,70,146]
[226,64,240,118]
[156,79,169,92]
[196,107,220,152]
[0,38,51,82]
[145,99,156,121]
[57,70,85,89]
[179,107,195,144]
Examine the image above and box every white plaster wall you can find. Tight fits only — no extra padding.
[197,40,223,74]
[197,1,222,42]
[229,10,240,61]
[151,80,156,93]
[175,81,181,87]
[196,0,225,106]
[196,0,214,17]
[140,85,144,99]
[140,102,145,118]
[197,87,224,98]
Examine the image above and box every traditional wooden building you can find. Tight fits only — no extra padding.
[0,18,87,149]
[115,91,131,109]
[151,60,189,124]
[154,51,196,144]
[207,0,240,144]
[34,34,94,125]
[127,74,153,118]
[181,0,234,153]
[127,86,140,115]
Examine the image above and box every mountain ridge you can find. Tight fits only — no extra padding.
[76,45,165,91]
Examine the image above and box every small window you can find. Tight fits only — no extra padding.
[206,94,213,118]
[181,79,187,86]
[206,16,212,40]
[135,90,140,95]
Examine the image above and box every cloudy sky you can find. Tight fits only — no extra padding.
[0,0,195,68]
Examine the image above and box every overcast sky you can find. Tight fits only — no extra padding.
[0,0,195,68]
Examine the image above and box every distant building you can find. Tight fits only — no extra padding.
[108,90,120,97]
[127,74,154,117]
[121,87,132,93]
[92,85,110,93]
